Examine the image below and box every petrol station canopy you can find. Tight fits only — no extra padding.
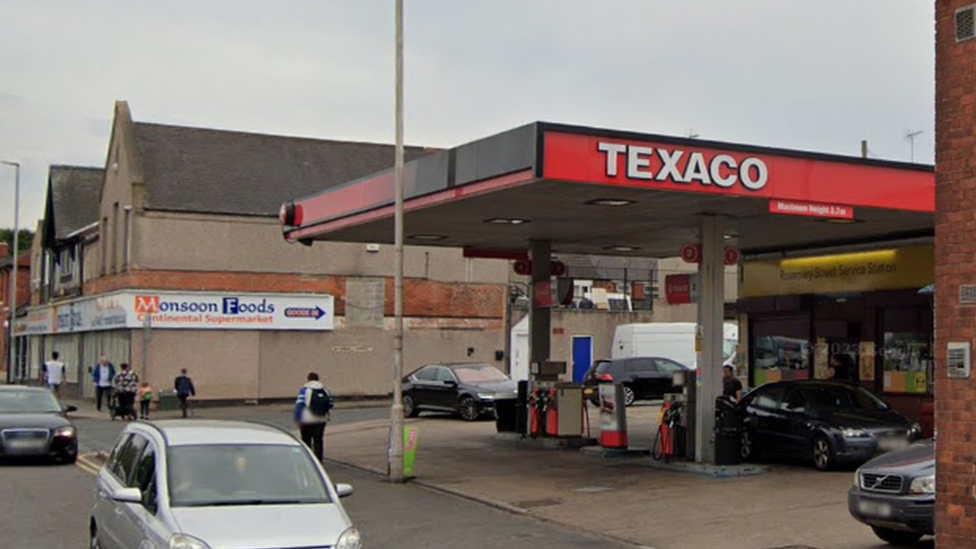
[280,123,934,258]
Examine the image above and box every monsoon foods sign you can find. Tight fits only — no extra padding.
[741,246,934,298]
[15,291,334,334]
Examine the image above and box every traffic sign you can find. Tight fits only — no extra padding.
[680,244,701,264]
[723,247,741,266]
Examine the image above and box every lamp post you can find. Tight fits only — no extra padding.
[2,161,20,384]
[388,0,406,483]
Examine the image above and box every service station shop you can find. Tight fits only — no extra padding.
[281,122,934,463]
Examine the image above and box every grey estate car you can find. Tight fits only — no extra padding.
[90,420,361,549]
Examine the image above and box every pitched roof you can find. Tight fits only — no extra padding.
[48,166,104,240]
[131,123,432,217]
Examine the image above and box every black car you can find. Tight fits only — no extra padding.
[582,357,690,406]
[403,363,517,421]
[0,386,78,463]
[848,440,934,546]
[739,380,920,471]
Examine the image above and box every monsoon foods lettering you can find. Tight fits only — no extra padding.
[779,262,897,281]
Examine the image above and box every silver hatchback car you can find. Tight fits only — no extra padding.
[90,420,361,549]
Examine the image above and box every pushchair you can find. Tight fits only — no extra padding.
[109,392,137,421]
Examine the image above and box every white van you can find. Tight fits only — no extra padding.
[610,322,739,369]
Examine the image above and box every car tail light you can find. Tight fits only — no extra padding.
[596,374,613,382]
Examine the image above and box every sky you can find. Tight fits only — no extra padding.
[0,0,935,230]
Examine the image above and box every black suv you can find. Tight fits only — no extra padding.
[582,357,690,406]
[848,440,934,546]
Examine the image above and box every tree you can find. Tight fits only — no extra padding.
[0,228,33,255]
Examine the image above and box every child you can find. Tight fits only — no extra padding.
[137,382,153,420]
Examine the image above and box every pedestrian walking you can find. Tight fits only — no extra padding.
[137,382,154,420]
[43,352,66,399]
[113,363,139,421]
[294,372,333,461]
[174,369,196,418]
[90,356,116,412]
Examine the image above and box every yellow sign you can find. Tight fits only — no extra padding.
[741,246,933,298]
[859,342,876,381]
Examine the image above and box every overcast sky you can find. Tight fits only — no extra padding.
[0,0,935,229]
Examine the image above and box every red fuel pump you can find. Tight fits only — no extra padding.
[528,388,541,436]
[545,387,559,436]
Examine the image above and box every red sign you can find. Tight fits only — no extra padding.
[680,244,701,264]
[665,274,698,304]
[724,247,741,266]
[542,132,933,212]
[768,200,855,220]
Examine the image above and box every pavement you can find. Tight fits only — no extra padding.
[54,397,933,549]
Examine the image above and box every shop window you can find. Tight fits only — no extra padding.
[751,316,811,386]
[882,332,931,394]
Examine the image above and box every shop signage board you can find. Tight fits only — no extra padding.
[769,200,854,220]
[665,274,699,304]
[14,290,335,335]
[740,245,934,298]
[542,132,934,212]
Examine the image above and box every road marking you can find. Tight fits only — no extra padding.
[76,453,103,476]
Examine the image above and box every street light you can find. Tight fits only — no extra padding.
[388,0,406,483]
[2,160,20,385]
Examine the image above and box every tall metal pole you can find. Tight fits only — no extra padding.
[388,0,406,483]
[3,161,20,384]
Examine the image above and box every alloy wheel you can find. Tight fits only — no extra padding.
[622,386,636,407]
[459,397,479,421]
[403,394,418,418]
[740,431,754,461]
[812,437,833,471]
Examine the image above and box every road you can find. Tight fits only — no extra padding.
[3,460,623,549]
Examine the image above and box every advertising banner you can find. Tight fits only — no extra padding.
[14,290,335,335]
[403,427,419,479]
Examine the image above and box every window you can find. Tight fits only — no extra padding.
[112,202,119,273]
[134,444,158,513]
[625,358,654,374]
[654,358,687,374]
[111,434,148,487]
[752,386,785,410]
[799,385,888,413]
[101,216,109,275]
[882,331,931,395]
[58,249,74,278]
[414,367,438,382]
[435,368,457,383]
[454,365,508,384]
[123,208,131,269]
[782,390,806,413]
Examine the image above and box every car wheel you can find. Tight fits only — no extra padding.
[740,430,759,461]
[459,396,480,421]
[403,394,419,418]
[622,385,636,407]
[871,527,923,546]
[811,434,835,471]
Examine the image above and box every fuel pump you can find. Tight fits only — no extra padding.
[545,387,559,436]
[528,387,542,436]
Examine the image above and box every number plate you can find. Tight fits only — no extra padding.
[858,500,893,518]
[878,438,909,452]
[6,439,45,450]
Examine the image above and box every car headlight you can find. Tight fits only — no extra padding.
[909,423,922,438]
[337,527,363,549]
[853,469,861,489]
[170,534,213,549]
[476,393,495,401]
[842,428,868,438]
[53,426,76,438]
[909,475,935,495]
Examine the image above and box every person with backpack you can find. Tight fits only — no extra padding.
[294,372,332,461]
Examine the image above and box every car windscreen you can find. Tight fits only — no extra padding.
[799,385,888,413]
[453,366,508,384]
[0,390,62,414]
[594,361,613,375]
[168,444,331,507]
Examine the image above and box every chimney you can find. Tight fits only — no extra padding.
[0,242,9,258]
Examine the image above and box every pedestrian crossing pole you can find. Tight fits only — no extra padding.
[389,0,406,483]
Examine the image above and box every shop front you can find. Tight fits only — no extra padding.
[739,245,935,426]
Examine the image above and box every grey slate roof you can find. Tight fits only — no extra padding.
[49,166,104,240]
[132,123,432,217]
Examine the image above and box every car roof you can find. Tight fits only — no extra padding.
[756,380,863,390]
[0,385,53,393]
[420,363,494,370]
[145,420,301,447]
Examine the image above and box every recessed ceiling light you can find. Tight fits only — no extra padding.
[819,218,860,225]
[585,198,636,207]
[409,234,447,241]
[604,245,640,252]
[724,234,736,240]
[484,218,530,225]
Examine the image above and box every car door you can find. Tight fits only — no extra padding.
[744,385,787,453]
[434,367,461,410]
[409,366,439,410]
[95,433,132,549]
[624,358,656,400]
[778,388,811,457]
[98,433,149,549]
[133,441,171,549]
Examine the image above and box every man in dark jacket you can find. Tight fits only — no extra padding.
[174,369,196,419]
[90,356,116,412]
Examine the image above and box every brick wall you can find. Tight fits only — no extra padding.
[935,2,976,546]
[84,269,504,319]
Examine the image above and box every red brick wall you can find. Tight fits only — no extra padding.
[85,270,504,319]
[936,2,976,546]
[0,257,30,373]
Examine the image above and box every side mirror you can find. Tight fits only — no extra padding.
[65,405,78,413]
[112,487,143,504]
[335,483,354,498]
